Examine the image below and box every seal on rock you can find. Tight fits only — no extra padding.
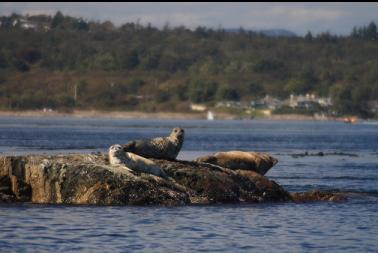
[108,144,169,179]
[195,151,278,175]
[123,127,184,160]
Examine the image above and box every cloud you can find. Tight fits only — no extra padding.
[269,6,344,23]
[19,9,56,16]
[124,12,204,28]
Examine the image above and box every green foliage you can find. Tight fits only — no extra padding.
[51,11,64,28]
[13,60,30,72]
[120,50,139,70]
[330,83,372,118]
[188,79,217,103]
[0,13,377,117]
[273,105,322,116]
[351,22,377,41]
[198,58,220,75]
[93,53,116,70]
[127,79,145,93]
[304,31,313,41]
[0,54,8,68]
[285,68,319,94]
[156,89,171,103]
[17,48,42,64]
[158,53,191,72]
[55,94,75,108]
[73,20,89,31]
[77,79,88,90]
[140,50,160,70]
[246,82,265,98]
[253,59,285,73]
[216,84,240,101]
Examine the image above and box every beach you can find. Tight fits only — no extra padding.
[0,109,320,121]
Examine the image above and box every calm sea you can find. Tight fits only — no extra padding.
[0,116,377,252]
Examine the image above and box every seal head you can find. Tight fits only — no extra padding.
[169,127,185,155]
[108,144,127,165]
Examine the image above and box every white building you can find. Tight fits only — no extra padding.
[289,93,332,108]
[251,95,284,110]
[190,103,207,112]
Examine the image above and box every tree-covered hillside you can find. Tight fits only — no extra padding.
[0,12,377,117]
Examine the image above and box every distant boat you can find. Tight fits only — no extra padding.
[207,111,214,120]
[343,117,358,124]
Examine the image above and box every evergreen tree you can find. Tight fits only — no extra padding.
[366,22,377,40]
[304,31,313,41]
[51,11,64,28]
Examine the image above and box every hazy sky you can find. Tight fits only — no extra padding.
[1,2,377,35]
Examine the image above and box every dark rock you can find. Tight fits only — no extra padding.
[154,159,289,204]
[0,176,16,203]
[0,154,290,205]
[0,154,351,206]
[291,190,347,202]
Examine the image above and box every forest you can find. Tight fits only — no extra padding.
[0,12,377,118]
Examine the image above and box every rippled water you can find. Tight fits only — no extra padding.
[0,116,378,252]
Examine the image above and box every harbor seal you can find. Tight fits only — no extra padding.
[108,144,169,179]
[195,151,278,175]
[123,127,184,160]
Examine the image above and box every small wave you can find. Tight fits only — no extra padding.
[291,151,359,158]
[361,121,378,125]
[292,188,378,197]
[272,176,378,181]
[343,189,378,196]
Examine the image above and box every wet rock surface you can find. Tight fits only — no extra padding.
[0,154,345,205]
[291,190,348,202]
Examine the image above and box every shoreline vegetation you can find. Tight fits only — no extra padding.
[0,13,377,119]
[0,109,360,121]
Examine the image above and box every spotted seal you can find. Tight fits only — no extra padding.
[123,127,184,160]
[195,151,278,175]
[108,144,168,179]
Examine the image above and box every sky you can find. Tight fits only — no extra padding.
[0,2,377,35]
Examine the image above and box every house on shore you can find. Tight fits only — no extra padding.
[289,94,332,109]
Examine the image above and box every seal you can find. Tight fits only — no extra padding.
[108,144,169,179]
[195,151,278,175]
[123,127,184,160]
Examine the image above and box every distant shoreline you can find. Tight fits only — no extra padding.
[0,110,209,120]
[0,109,342,121]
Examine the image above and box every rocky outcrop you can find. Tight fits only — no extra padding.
[291,190,347,202]
[153,159,289,204]
[0,154,291,205]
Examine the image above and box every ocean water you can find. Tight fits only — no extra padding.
[0,116,377,252]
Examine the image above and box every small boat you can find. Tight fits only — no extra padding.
[207,111,214,120]
[343,117,358,124]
